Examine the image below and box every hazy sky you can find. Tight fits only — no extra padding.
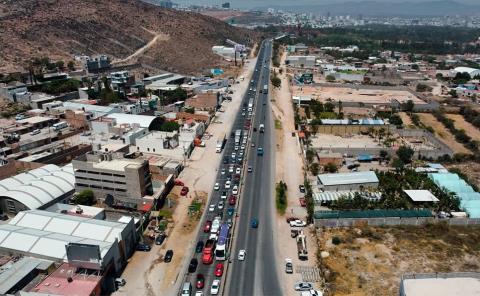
[174,0,479,9]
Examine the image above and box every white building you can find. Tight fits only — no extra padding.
[212,46,236,59]
[135,130,195,160]
[286,56,316,68]
[451,67,480,78]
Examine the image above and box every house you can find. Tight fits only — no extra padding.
[0,81,28,102]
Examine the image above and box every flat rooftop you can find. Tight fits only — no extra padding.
[16,116,55,125]
[92,158,143,171]
[318,171,379,186]
[402,276,480,296]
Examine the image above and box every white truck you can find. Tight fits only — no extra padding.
[263,84,268,94]
[234,129,242,145]
[259,124,265,133]
[248,98,254,111]
[296,232,308,260]
[216,133,226,153]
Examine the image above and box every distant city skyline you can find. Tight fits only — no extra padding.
[173,0,480,9]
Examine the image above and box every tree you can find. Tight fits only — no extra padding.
[396,145,414,165]
[306,149,315,163]
[416,83,432,92]
[67,61,75,71]
[402,100,414,112]
[448,89,458,98]
[324,162,338,173]
[75,189,95,206]
[324,102,335,112]
[389,114,403,126]
[271,75,281,88]
[325,74,336,82]
[309,163,320,175]
[159,121,180,132]
[379,150,388,159]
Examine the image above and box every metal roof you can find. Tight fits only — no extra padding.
[404,190,439,202]
[313,190,382,203]
[317,171,379,186]
[0,164,74,209]
[314,209,433,219]
[106,113,160,130]
[9,210,130,243]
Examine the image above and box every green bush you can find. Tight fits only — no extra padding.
[332,236,342,245]
[276,181,288,214]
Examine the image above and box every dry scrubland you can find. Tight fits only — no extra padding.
[318,224,480,296]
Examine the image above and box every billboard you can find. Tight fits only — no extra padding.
[66,243,103,270]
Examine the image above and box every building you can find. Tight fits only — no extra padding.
[109,71,135,94]
[0,257,54,295]
[212,46,236,59]
[317,151,344,166]
[134,130,195,160]
[105,113,164,131]
[317,171,379,191]
[399,273,480,296]
[45,203,106,220]
[0,81,28,102]
[72,152,153,209]
[0,164,75,216]
[286,56,316,68]
[86,55,111,73]
[403,190,439,203]
[63,102,122,119]
[451,66,480,78]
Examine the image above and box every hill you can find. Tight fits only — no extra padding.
[0,0,257,74]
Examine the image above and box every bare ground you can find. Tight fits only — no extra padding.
[318,224,480,296]
[446,114,480,142]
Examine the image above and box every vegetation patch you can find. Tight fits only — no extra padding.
[275,181,288,214]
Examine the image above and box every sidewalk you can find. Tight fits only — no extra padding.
[114,57,257,296]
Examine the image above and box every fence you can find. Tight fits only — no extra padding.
[314,217,480,228]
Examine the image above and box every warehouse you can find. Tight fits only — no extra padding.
[0,210,137,273]
[317,171,379,191]
[0,164,75,216]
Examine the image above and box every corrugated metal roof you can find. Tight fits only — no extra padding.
[313,190,382,203]
[317,171,379,186]
[107,113,158,129]
[314,209,433,219]
[404,190,439,202]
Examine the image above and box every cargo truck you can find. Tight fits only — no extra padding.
[202,239,216,264]
[234,129,242,145]
[263,84,268,94]
[216,133,226,153]
[296,232,308,260]
[248,98,254,111]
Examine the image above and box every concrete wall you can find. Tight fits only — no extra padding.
[314,217,480,228]
[315,124,391,136]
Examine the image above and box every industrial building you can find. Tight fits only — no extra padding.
[317,171,379,191]
[0,164,75,216]
[0,257,54,295]
[72,151,153,209]
[286,56,316,68]
[0,210,136,273]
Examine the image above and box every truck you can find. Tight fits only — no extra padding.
[202,239,216,264]
[263,84,268,94]
[216,133,226,153]
[296,232,308,260]
[248,98,254,111]
[259,124,265,133]
[234,129,242,145]
[53,121,68,131]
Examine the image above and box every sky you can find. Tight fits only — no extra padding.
[174,0,478,9]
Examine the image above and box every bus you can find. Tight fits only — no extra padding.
[53,121,68,131]
[215,223,230,261]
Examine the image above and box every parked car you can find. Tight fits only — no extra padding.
[30,129,41,135]
[217,201,224,210]
[294,282,313,291]
[195,241,204,253]
[289,220,307,227]
[196,274,205,289]
[299,197,306,207]
[164,250,174,262]
[299,185,306,193]
[180,186,189,196]
[115,278,126,287]
[247,166,253,172]
[285,258,293,274]
[203,220,212,232]
[286,217,299,223]
[155,233,167,245]
[221,191,227,199]
[188,258,198,273]
[136,243,151,252]
[238,249,246,261]
[236,167,241,174]
[225,180,231,189]
[214,263,224,277]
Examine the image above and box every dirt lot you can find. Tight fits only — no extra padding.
[446,114,480,142]
[398,112,413,127]
[318,224,480,296]
[293,85,425,105]
[311,134,383,149]
[445,161,480,188]
[417,113,471,154]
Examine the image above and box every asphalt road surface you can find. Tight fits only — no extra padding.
[179,40,279,296]
[225,40,282,296]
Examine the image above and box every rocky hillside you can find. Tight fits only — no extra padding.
[0,0,257,74]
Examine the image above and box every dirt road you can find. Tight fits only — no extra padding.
[112,28,169,65]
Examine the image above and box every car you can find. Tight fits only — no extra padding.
[234,145,239,151]
[294,282,313,291]
[217,201,224,210]
[228,195,236,206]
[164,250,174,262]
[232,186,238,195]
[257,147,263,156]
[180,186,189,196]
[30,129,41,135]
[225,180,231,189]
[289,219,307,227]
[247,166,253,173]
[210,279,220,295]
[238,249,246,261]
[241,144,246,150]
[209,233,218,241]
[251,142,255,147]
[196,274,205,289]
[136,243,151,252]
[231,152,236,159]
[242,112,245,116]
[155,233,167,245]
[229,165,234,173]
[234,174,240,181]
[214,183,220,190]
[251,218,258,228]
[221,191,227,199]
[221,168,226,175]
[237,156,243,162]
[209,204,215,212]
[223,157,229,164]
[236,167,241,174]
[188,258,198,273]
[115,278,126,287]
[285,258,293,274]
[195,292,204,296]
[299,197,306,207]
[214,263,224,277]
[299,185,306,193]
[174,179,185,186]
[227,218,233,228]
[227,208,235,216]
[203,220,212,232]
[195,241,204,253]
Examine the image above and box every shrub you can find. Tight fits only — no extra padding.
[332,236,342,245]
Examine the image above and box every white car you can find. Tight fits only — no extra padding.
[221,191,227,199]
[209,204,215,212]
[221,168,226,175]
[232,186,238,195]
[238,249,246,261]
[289,220,307,227]
[225,180,231,189]
[209,233,218,241]
[236,167,241,174]
[195,292,204,296]
[211,279,220,295]
[234,145,239,151]
[241,144,246,150]
[30,129,41,135]
[217,201,224,210]
[229,165,234,173]
[294,282,313,291]
[214,183,220,191]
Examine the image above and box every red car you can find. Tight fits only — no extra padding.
[196,274,205,289]
[203,220,212,233]
[299,197,306,207]
[214,263,224,277]
[180,186,189,196]
[228,195,236,206]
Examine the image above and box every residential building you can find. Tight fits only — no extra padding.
[0,82,28,102]
[212,46,236,59]
[134,130,195,160]
[86,55,111,73]
[72,152,153,209]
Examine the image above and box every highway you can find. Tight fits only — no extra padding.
[179,40,279,296]
[225,40,282,296]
